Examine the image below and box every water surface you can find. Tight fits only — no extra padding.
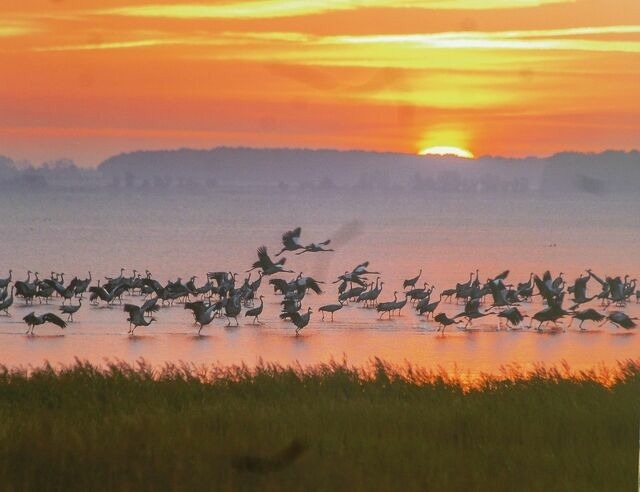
[1,188,638,375]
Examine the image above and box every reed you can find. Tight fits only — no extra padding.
[0,358,638,491]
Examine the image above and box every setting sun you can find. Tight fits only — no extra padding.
[418,146,475,159]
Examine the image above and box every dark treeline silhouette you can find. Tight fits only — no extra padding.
[0,157,99,192]
[0,148,637,194]
[96,147,640,194]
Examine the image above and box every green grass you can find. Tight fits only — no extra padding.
[0,359,638,491]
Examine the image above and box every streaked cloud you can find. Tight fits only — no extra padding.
[33,39,183,52]
[335,25,640,42]
[0,21,39,37]
[31,25,640,56]
[97,0,574,20]
[326,31,640,54]
[417,0,573,8]
[97,2,340,20]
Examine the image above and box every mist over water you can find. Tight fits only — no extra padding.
[1,187,638,375]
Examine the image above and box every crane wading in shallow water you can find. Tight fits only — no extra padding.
[318,300,344,321]
[245,296,265,325]
[281,307,312,335]
[23,312,67,335]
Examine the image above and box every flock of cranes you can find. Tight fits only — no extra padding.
[0,226,638,336]
[326,267,637,333]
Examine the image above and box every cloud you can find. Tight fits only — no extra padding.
[0,21,39,37]
[327,30,640,53]
[31,25,640,55]
[33,39,182,52]
[96,0,574,20]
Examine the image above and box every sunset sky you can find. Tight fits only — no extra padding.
[1,0,639,166]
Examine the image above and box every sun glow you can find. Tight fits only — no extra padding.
[418,146,475,159]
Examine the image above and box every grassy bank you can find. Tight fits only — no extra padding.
[0,359,638,491]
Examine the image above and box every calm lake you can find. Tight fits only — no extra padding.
[1,188,638,375]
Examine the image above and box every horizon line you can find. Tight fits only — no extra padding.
[3,145,639,169]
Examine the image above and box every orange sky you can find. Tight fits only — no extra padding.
[1,0,639,165]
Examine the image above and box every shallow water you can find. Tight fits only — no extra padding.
[0,188,638,374]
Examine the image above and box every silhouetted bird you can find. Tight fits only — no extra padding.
[604,311,637,330]
[569,308,604,330]
[318,300,344,321]
[23,312,67,335]
[59,299,82,322]
[280,307,311,334]
[248,246,294,275]
[497,307,526,329]
[434,313,460,333]
[245,296,265,324]
[296,239,333,254]
[403,269,422,290]
[275,227,304,256]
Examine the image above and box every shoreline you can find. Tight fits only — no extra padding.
[2,357,639,388]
